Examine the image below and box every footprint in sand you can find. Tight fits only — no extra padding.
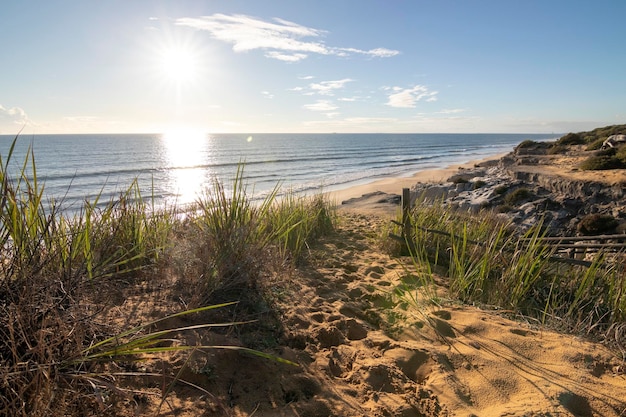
[429,311,456,338]
[363,264,385,278]
[384,348,435,384]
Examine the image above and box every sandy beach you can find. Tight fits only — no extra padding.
[327,154,505,216]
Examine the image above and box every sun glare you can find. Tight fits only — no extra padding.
[158,46,198,85]
[161,128,209,205]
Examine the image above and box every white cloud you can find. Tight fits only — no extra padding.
[303,100,338,112]
[365,48,400,58]
[0,105,29,124]
[386,85,438,108]
[176,14,400,62]
[310,79,353,96]
[337,47,400,58]
[265,51,308,62]
[261,91,274,99]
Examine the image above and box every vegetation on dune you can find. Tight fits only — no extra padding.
[0,136,334,416]
[388,200,626,353]
[546,123,626,169]
[580,145,626,170]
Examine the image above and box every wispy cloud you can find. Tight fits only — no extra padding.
[0,105,29,125]
[303,100,338,112]
[434,108,465,114]
[386,85,438,108]
[310,79,353,96]
[176,14,400,62]
[261,91,275,99]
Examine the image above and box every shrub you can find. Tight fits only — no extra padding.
[547,144,568,155]
[596,147,617,157]
[473,180,486,189]
[556,132,584,146]
[586,138,606,151]
[494,185,509,195]
[516,140,538,150]
[497,204,512,213]
[504,188,533,206]
[579,155,625,170]
[577,214,618,235]
[617,146,626,164]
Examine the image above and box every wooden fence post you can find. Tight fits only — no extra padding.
[388,188,416,254]
[402,188,415,253]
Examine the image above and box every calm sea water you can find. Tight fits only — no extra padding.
[0,133,557,211]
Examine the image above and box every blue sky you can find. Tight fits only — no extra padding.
[1,1,625,135]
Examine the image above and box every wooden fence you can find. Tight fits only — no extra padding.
[390,188,625,268]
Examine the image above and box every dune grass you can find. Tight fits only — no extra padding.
[392,200,626,352]
[0,136,335,416]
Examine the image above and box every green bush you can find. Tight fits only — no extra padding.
[577,214,618,235]
[504,188,533,205]
[516,140,538,150]
[556,132,584,146]
[579,155,625,170]
[496,204,512,213]
[617,146,626,164]
[586,138,606,151]
[473,180,486,189]
[569,124,626,145]
[547,144,569,155]
[494,185,509,195]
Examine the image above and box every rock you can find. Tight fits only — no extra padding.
[410,150,626,237]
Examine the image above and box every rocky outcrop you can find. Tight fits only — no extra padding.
[411,152,626,237]
[506,170,625,201]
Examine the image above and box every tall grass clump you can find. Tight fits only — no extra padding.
[0,136,333,415]
[0,137,179,415]
[187,167,335,305]
[267,192,335,262]
[401,202,626,350]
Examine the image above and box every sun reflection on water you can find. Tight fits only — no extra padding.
[161,129,209,206]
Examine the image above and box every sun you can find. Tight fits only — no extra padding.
[158,45,198,85]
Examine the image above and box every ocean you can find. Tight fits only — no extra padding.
[0,132,558,212]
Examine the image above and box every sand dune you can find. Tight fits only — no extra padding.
[128,208,625,417]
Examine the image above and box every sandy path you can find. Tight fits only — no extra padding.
[277,209,625,416]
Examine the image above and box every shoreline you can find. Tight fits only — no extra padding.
[327,153,506,206]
